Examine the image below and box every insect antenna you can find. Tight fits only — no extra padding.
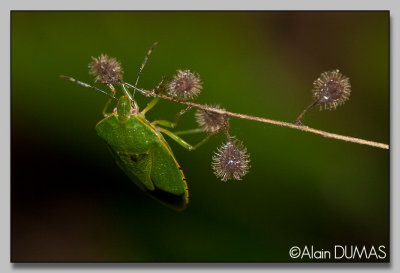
[124,82,154,97]
[60,75,117,100]
[131,42,158,99]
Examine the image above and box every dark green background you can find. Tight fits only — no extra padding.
[11,11,389,262]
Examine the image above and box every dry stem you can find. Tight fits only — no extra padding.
[123,84,389,150]
[154,94,389,150]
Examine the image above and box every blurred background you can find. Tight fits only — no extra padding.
[11,11,389,262]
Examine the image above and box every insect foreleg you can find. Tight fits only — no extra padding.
[152,119,176,128]
[102,84,118,117]
[141,97,160,114]
[102,98,114,117]
[157,127,211,151]
[151,106,193,128]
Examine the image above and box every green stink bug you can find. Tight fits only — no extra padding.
[61,44,209,210]
[96,96,189,210]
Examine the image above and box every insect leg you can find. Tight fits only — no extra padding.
[151,105,193,129]
[141,97,160,114]
[173,128,203,135]
[152,120,176,128]
[157,127,211,151]
[102,99,114,117]
[60,75,117,100]
[102,84,118,117]
[152,123,203,135]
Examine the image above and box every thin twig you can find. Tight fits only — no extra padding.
[142,92,389,150]
[124,85,389,150]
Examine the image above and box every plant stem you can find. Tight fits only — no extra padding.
[126,85,389,150]
[295,100,319,125]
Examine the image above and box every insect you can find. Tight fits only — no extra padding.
[61,43,209,210]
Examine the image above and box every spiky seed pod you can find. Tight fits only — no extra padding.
[212,137,250,181]
[167,70,202,100]
[312,69,351,110]
[88,54,123,84]
[195,106,229,134]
